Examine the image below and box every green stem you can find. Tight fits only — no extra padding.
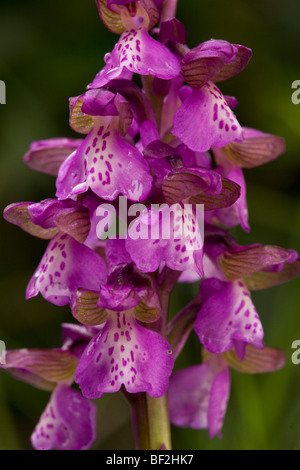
[128,391,172,450]
[123,269,179,450]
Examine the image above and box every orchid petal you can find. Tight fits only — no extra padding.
[172,82,243,153]
[168,355,230,437]
[72,290,108,325]
[223,127,286,168]
[162,167,222,205]
[126,203,204,274]
[75,310,174,398]
[189,178,241,211]
[0,348,77,391]
[56,117,153,202]
[158,18,187,46]
[218,244,295,281]
[26,233,107,306]
[31,384,97,450]
[223,343,285,374]
[3,202,58,240]
[213,45,253,83]
[91,28,180,87]
[244,257,300,290]
[95,0,125,34]
[23,138,82,177]
[194,278,264,359]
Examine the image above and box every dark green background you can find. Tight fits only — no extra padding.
[0,0,300,450]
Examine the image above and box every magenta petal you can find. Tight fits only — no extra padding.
[168,355,230,436]
[75,311,174,398]
[117,28,180,79]
[28,199,76,229]
[182,39,252,88]
[181,39,237,88]
[224,165,249,231]
[169,363,214,429]
[56,148,87,200]
[94,28,180,83]
[172,82,243,152]
[81,89,118,116]
[206,156,249,231]
[97,284,135,310]
[26,233,107,306]
[105,238,133,273]
[126,204,204,274]
[31,384,97,450]
[87,63,132,89]
[58,117,153,202]
[3,202,58,240]
[207,366,231,438]
[194,278,264,359]
[23,138,82,177]
[158,18,187,46]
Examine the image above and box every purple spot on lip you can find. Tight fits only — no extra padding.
[96,352,102,363]
[235,300,245,315]
[213,103,218,121]
[225,124,229,132]
[219,120,224,129]
[125,331,131,342]
[106,161,112,172]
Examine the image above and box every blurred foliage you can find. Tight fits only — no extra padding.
[0,0,299,451]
